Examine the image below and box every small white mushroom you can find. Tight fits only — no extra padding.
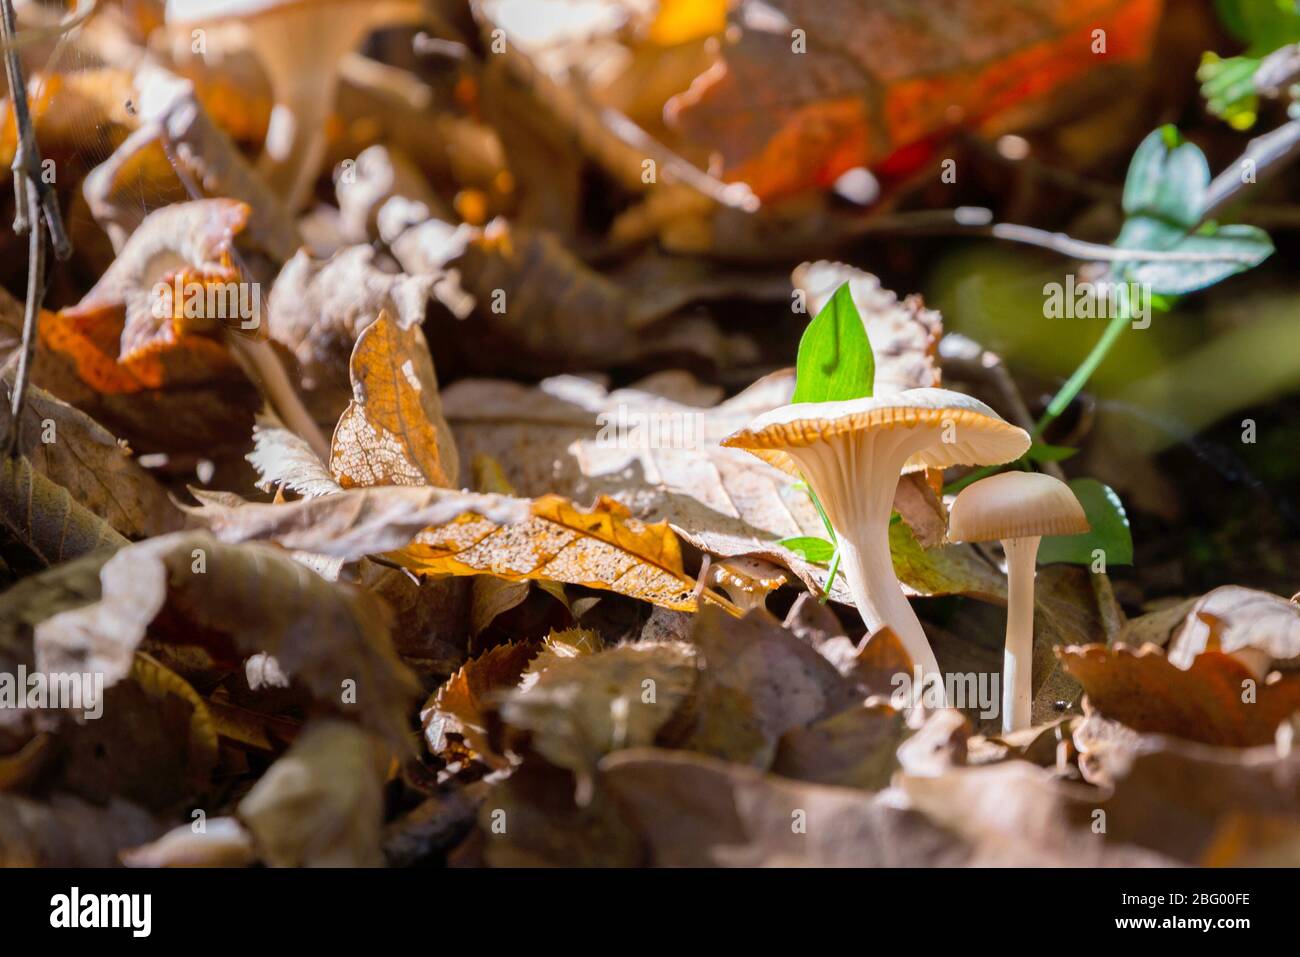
[947,471,1089,733]
[709,556,790,613]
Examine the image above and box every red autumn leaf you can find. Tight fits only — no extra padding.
[667,0,1163,200]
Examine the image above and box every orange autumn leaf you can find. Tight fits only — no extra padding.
[1059,643,1300,747]
[668,0,1163,200]
[39,304,239,395]
[390,493,736,613]
[66,199,255,362]
[330,310,460,489]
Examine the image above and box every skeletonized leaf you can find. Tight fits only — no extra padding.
[391,493,734,612]
[330,309,459,489]
[268,246,434,419]
[442,369,978,602]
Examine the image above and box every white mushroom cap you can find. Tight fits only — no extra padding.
[948,471,1089,543]
[721,387,1030,475]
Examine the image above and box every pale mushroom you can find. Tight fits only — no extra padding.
[164,0,424,210]
[947,471,1089,733]
[723,388,1030,702]
[709,556,791,614]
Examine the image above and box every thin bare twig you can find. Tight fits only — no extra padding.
[850,207,1264,263]
[1199,118,1300,225]
[1,0,74,457]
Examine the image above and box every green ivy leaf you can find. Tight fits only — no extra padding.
[1038,478,1134,567]
[776,536,836,565]
[1125,223,1274,295]
[1121,126,1209,230]
[791,282,874,404]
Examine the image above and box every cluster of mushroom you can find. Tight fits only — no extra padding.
[723,389,1088,732]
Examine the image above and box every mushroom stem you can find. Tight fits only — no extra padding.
[1001,535,1041,733]
[838,531,944,703]
[793,428,947,706]
[258,79,337,212]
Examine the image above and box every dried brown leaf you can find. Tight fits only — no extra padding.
[1060,643,1300,747]
[330,309,459,489]
[237,720,387,867]
[34,532,419,750]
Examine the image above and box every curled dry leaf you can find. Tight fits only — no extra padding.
[1074,716,1300,865]
[1060,643,1300,747]
[899,759,1176,866]
[34,532,419,751]
[182,485,528,559]
[0,285,258,458]
[237,720,387,868]
[335,144,450,244]
[442,368,990,603]
[67,199,254,361]
[421,641,538,764]
[330,309,459,489]
[1165,586,1300,672]
[84,64,299,260]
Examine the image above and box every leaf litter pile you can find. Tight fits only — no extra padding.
[1,0,1300,868]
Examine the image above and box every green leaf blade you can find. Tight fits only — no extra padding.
[776,536,837,565]
[791,282,875,404]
